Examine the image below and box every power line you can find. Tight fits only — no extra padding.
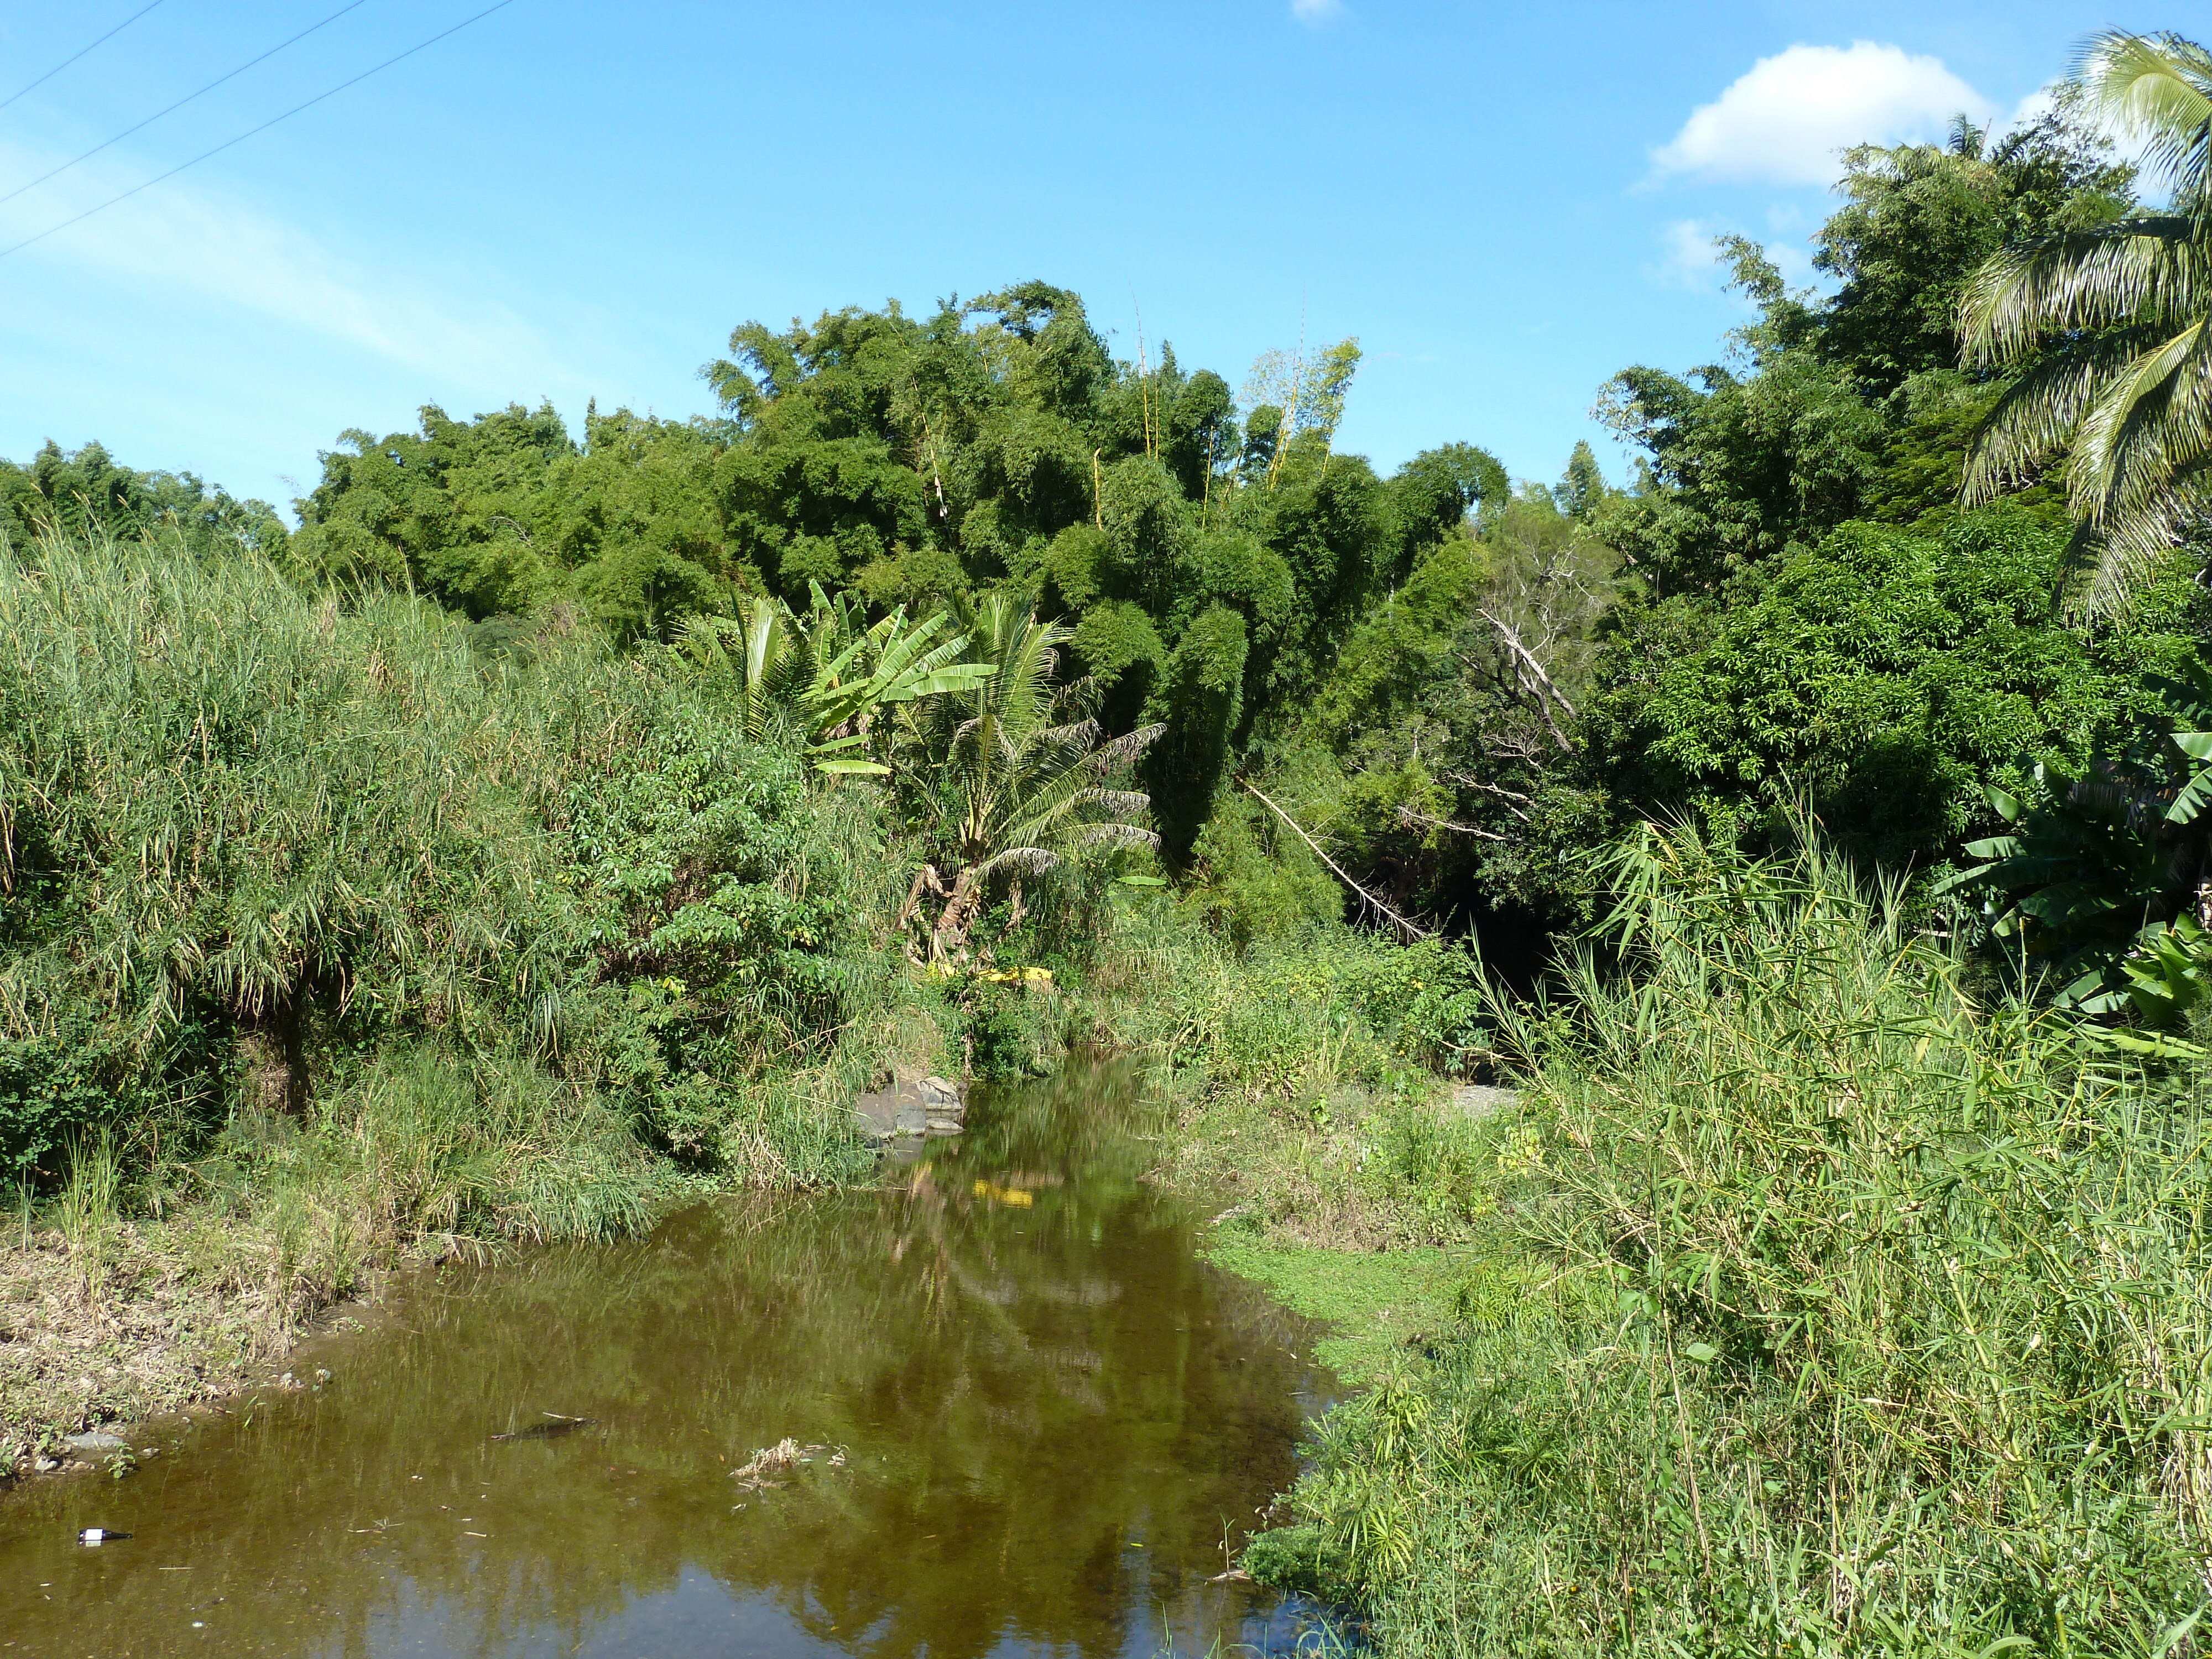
[0,2,169,114]
[1,0,373,210]
[0,0,520,263]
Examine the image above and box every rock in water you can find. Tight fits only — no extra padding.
[853,1073,966,1140]
[920,1076,964,1135]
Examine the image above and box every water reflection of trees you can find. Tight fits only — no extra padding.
[1,1059,1323,1659]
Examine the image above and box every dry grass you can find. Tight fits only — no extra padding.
[0,1208,363,1477]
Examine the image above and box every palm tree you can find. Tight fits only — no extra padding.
[896,594,1160,958]
[1959,31,2212,611]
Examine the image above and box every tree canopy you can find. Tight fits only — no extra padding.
[18,69,2208,971]
[289,287,1510,865]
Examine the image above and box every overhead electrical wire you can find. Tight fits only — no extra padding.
[0,1,169,114]
[0,0,519,262]
[1,0,374,210]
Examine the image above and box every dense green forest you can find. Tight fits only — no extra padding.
[9,25,2212,1657]
[12,103,2203,966]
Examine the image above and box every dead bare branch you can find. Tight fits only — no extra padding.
[1239,779,1429,941]
[896,864,948,936]
[1395,804,1511,842]
[1478,608,1577,751]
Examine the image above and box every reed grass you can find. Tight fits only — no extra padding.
[55,1129,119,1308]
[0,522,888,1186]
[1255,828,2212,1655]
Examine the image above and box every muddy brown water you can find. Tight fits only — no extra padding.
[0,1061,1340,1658]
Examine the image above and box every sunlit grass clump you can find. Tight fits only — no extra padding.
[1255,830,2212,1654]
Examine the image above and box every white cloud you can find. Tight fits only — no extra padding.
[1650,218,1728,290]
[1291,0,1344,25]
[0,139,576,403]
[2010,82,2058,131]
[1651,41,1994,186]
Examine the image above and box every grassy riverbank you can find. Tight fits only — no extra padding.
[0,526,940,1466]
[13,533,2212,1656]
[0,521,1449,1471]
[1193,835,2212,1657]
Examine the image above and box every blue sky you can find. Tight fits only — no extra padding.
[0,0,2146,515]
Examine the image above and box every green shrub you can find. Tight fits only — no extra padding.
[956,978,1051,1082]
[0,1014,154,1177]
[1587,508,2208,874]
[1181,792,1341,947]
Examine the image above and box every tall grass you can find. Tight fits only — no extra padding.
[56,1128,119,1306]
[1259,828,2212,1655]
[1083,898,1502,1249]
[3,524,593,1166]
[0,522,892,1217]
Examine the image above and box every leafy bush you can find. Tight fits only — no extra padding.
[1180,791,1341,947]
[1587,508,2205,871]
[953,977,1052,1082]
[0,1013,157,1179]
[1940,653,2212,1050]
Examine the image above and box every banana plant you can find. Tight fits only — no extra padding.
[677,583,993,775]
[1941,654,2212,1042]
[2099,915,2212,1058]
[894,593,1161,959]
[802,604,995,775]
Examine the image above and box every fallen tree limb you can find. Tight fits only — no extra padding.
[1395,804,1511,842]
[1239,778,1430,941]
[1444,776,1535,822]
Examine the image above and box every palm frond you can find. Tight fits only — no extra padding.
[968,846,1061,881]
[1955,39,2212,617]
[1082,787,1153,817]
[2064,466,2212,616]
[1960,218,2209,367]
[1072,822,1161,852]
[1961,330,2163,502]
[1092,722,1165,769]
[2067,319,2212,521]
[2074,31,2212,207]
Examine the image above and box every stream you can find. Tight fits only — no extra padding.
[0,1060,1338,1658]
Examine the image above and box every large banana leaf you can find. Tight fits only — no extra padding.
[680,592,995,776]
